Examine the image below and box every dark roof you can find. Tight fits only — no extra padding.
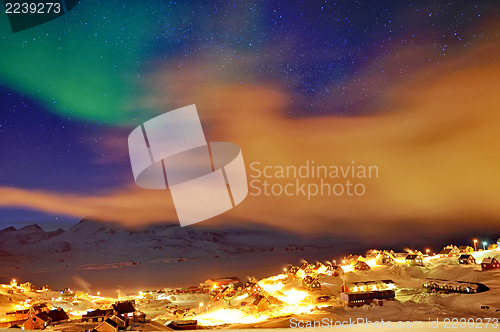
[342,290,396,301]
[354,260,369,267]
[47,309,69,322]
[112,301,135,314]
[482,257,497,264]
[35,312,50,322]
[458,246,470,250]
[405,254,421,260]
[83,309,113,317]
[252,295,266,306]
[103,318,118,328]
[459,254,473,259]
[439,248,452,254]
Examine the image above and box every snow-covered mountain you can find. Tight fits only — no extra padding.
[0,219,333,270]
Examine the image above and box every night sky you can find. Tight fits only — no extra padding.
[1,1,499,244]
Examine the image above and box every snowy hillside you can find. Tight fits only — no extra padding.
[0,219,332,274]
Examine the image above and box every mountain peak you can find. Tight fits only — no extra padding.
[0,226,17,233]
[19,224,43,232]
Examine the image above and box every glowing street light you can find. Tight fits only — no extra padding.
[199,302,203,313]
[483,241,487,250]
[473,239,478,251]
[426,249,430,256]
[207,304,210,314]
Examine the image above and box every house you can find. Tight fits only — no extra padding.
[341,280,396,293]
[405,254,424,266]
[112,301,135,316]
[82,309,114,323]
[365,249,380,258]
[252,295,270,312]
[423,278,489,293]
[439,245,459,258]
[344,255,363,265]
[340,290,395,307]
[47,308,68,324]
[439,248,453,257]
[488,243,498,250]
[109,315,126,329]
[94,317,118,332]
[23,313,50,330]
[313,262,324,273]
[376,251,394,265]
[167,320,198,330]
[212,284,237,301]
[458,246,474,254]
[29,303,49,315]
[110,300,145,324]
[112,300,135,324]
[301,263,316,275]
[22,308,68,330]
[458,254,476,265]
[287,266,301,277]
[481,257,500,271]
[20,282,35,292]
[244,279,262,294]
[331,265,344,277]
[5,309,29,322]
[321,264,330,275]
[353,260,370,271]
[302,276,321,291]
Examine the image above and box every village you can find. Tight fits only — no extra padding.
[0,237,499,331]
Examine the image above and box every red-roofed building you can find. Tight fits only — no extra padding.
[481,257,500,271]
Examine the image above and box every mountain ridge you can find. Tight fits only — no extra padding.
[0,219,334,272]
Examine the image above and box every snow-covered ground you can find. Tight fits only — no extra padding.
[1,255,499,331]
[220,253,500,329]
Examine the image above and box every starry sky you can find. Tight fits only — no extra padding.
[1,1,499,244]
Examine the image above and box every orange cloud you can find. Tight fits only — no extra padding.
[0,186,175,227]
